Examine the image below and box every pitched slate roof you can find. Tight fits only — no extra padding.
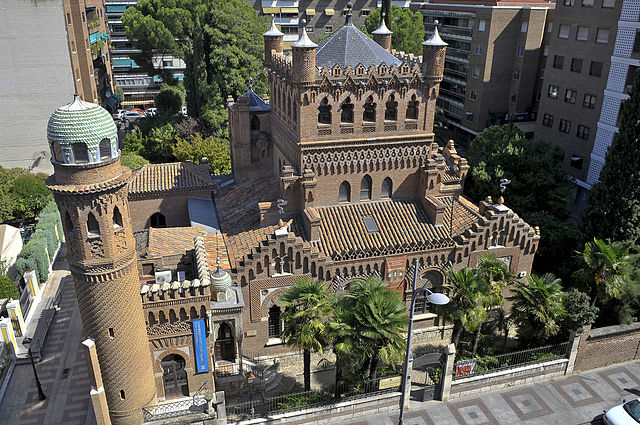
[315,22,402,69]
[244,87,271,113]
[129,162,213,195]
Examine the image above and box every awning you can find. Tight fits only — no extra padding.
[106,5,127,13]
[120,99,155,106]
[325,8,335,15]
[306,8,315,15]
[263,7,280,13]
[281,7,298,12]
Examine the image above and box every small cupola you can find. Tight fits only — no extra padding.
[210,258,233,302]
[372,12,393,52]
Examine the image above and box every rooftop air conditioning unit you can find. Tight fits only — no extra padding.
[155,270,172,285]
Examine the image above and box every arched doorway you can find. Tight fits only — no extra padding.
[214,322,235,362]
[161,354,189,398]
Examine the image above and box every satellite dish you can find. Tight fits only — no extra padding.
[427,292,449,305]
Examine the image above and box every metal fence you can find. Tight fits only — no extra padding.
[142,395,207,422]
[453,342,569,380]
[225,375,402,422]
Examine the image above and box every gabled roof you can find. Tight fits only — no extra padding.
[244,87,271,113]
[129,162,213,196]
[315,22,401,68]
[145,227,230,270]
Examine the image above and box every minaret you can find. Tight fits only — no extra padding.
[291,19,317,84]
[263,16,284,68]
[372,12,392,52]
[46,95,156,425]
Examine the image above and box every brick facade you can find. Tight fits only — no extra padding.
[574,324,640,372]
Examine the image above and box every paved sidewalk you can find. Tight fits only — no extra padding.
[340,361,640,425]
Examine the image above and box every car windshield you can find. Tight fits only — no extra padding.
[623,399,640,423]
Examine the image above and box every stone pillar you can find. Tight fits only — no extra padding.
[23,270,41,300]
[0,317,18,355]
[439,343,456,401]
[83,338,112,425]
[6,300,25,337]
[215,391,227,425]
[565,329,584,375]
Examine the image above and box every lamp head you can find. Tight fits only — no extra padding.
[22,337,32,349]
[427,292,450,305]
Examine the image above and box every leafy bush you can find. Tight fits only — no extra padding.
[155,85,184,117]
[173,133,231,174]
[121,153,149,170]
[0,274,19,299]
[274,391,331,411]
[14,257,37,279]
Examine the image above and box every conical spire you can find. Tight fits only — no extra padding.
[263,15,284,37]
[291,19,317,48]
[422,20,447,47]
[372,12,392,35]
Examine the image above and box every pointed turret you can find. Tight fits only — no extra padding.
[263,16,284,67]
[291,19,317,83]
[422,20,448,81]
[372,12,392,52]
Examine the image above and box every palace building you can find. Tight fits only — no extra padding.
[46,7,539,425]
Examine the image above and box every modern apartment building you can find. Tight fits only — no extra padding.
[412,0,554,147]
[62,0,115,106]
[105,1,186,108]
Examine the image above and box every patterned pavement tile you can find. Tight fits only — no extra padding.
[501,388,553,421]
[599,367,640,395]
[390,410,435,425]
[448,399,499,425]
[551,376,603,407]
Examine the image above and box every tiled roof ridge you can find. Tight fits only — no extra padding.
[129,161,213,195]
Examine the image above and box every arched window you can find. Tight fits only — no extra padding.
[52,142,63,163]
[150,212,166,228]
[72,143,89,163]
[251,115,260,131]
[414,270,445,314]
[341,97,354,123]
[363,96,376,122]
[385,94,398,121]
[406,94,419,120]
[113,206,123,228]
[99,138,112,160]
[360,175,372,200]
[381,177,392,198]
[215,322,236,362]
[318,97,332,124]
[339,181,351,202]
[169,309,177,323]
[268,305,281,338]
[65,212,75,237]
[87,212,100,236]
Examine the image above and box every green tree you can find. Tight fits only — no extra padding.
[363,6,425,55]
[442,268,487,350]
[327,292,358,393]
[122,0,268,122]
[120,153,149,170]
[121,129,146,155]
[575,238,632,306]
[155,85,184,118]
[144,123,178,163]
[0,274,19,299]
[347,276,408,379]
[279,279,332,391]
[173,134,231,174]
[0,166,19,224]
[11,173,52,224]
[510,274,566,345]
[584,69,640,243]
[559,289,598,334]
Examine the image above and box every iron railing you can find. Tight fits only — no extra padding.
[142,396,207,422]
[453,342,569,380]
[225,375,402,422]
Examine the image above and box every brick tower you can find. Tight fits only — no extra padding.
[46,95,156,425]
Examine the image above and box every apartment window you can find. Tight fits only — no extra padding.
[559,24,570,39]
[582,0,594,6]
[544,45,549,56]
[466,112,474,122]
[634,30,640,52]
[536,91,542,101]
[543,113,554,127]
[564,0,575,5]
[67,12,72,25]
[516,46,524,57]
[361,9,371,16]
[540,70,545,79]
[553,55,564,69]
[583,93,597,108]
[521,22,528,33]
[469,89,477,100]
[478,20,486,31]
[513,69,520,80]
[307,26,314,32]
[570,155,584,169]
[325,26,333,33]
[577,26,589,41]
[565,89,577,104]
[548,85,559,98]
[510,93,517,103]
[472,68,480,79]
[475,44,483,55]
[82,12,86,22]
[559,119,571,133]
[571,58,583,72]
[602,0,615,7]
[590,61,603,76]
[547,21,553,33]
[596,28,610,43]
[577,125,590,140]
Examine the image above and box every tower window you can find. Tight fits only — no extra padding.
[360,175,372,200]
[318,97,332,124]
[341,97,354,123]
[87,212,100,236]
[99,138,112,160]
[120,390,125,400]
[363,96,376,122]
[251,115,260,131]
[109,328,114,339]
[72,143,89,163]
[381,177,392,198]
[268,305,282,338]
[149,212,166,228]
[385,94,398,121]
[65,212,75,237]
[339,181,351,202]
[406,94,418,120]
[113,207,123,228]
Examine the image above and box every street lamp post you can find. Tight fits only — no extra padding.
[22,337,46,401]
[398,259,449,425]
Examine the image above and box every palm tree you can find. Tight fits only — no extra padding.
[279,278,332,391]
[510,273,566,346]
[347,276,409,380]
[327,292,357,397]
[442,268,487,351]
[488,306,512,354]
[576,238,632,306]
[472,255,511,356]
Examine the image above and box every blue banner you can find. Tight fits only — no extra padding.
[192,318,210,373]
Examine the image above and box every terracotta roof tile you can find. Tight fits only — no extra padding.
[439,196,481,237]
[204,233,231,271]
[129,162,213,195]
[223,225,278,269]
[147,227,207,258]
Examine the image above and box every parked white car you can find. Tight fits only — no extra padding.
[113,109,127,120]
[123,111,144,122]
[603,398,640,424]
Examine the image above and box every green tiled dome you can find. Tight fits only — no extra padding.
[47,95,117,150]
[211,267,232,293]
